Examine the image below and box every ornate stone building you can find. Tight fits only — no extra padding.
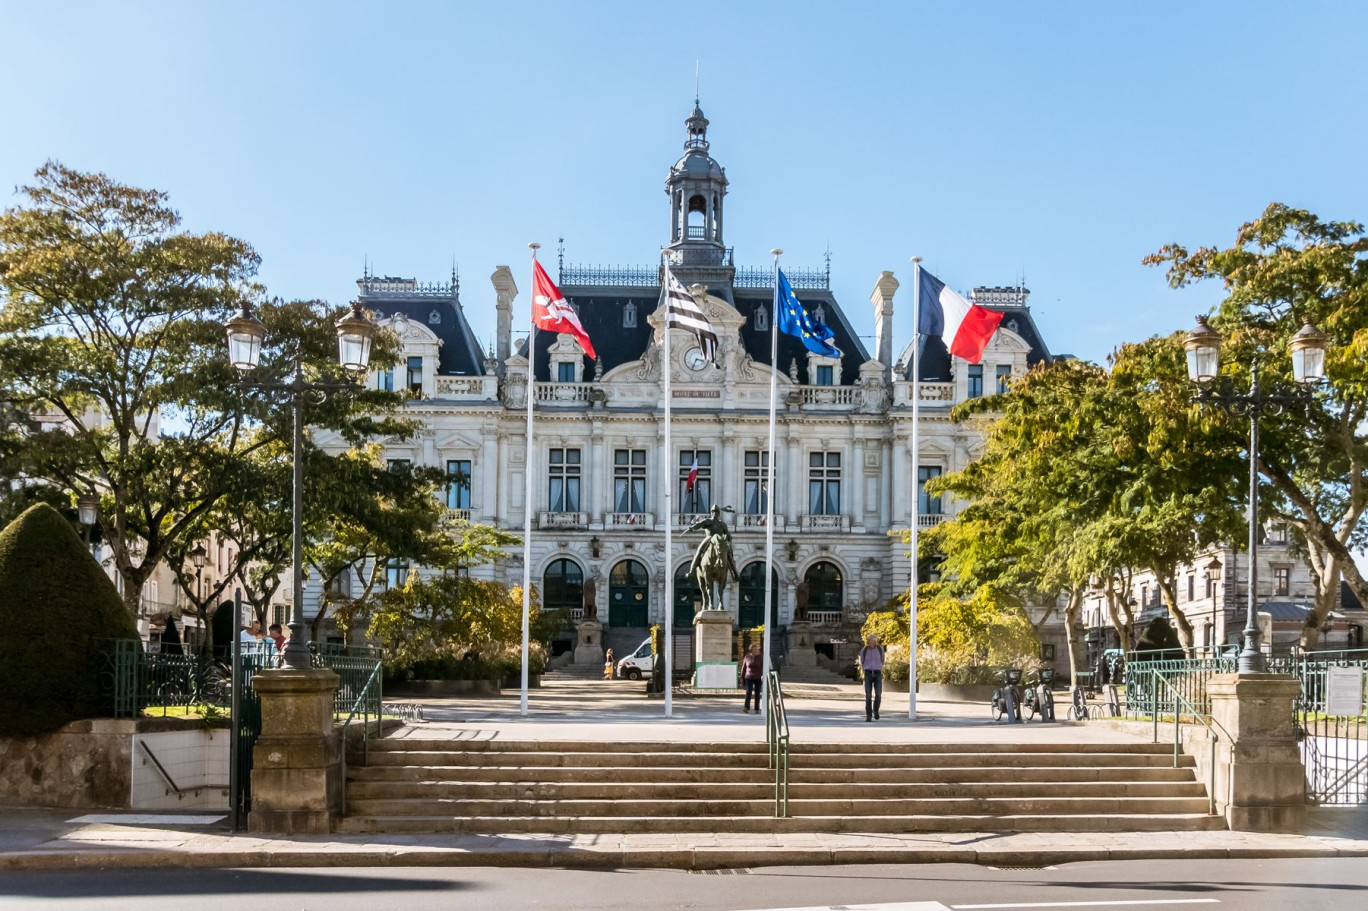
[312,102,1057,659]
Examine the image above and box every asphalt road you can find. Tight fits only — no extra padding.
[2,859,1366,911]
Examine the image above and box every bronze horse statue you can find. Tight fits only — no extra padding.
[687,505,739,612]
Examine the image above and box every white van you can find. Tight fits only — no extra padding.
[616,638,654,679]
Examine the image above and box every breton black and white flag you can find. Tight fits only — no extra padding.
[662,267,719,366]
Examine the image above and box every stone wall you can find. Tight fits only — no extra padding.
[0,717,225,810]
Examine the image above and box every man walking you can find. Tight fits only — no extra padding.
[859,634,886,722]
[740,643,764,714]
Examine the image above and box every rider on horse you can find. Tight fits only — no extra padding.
[687,505,739,584]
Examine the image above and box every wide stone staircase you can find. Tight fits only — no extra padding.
[338,739,1222,835]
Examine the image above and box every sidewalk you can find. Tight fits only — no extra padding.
[3,806,1367,871]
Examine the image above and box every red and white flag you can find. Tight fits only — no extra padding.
[686,454,699,492]
[531,259,596,360]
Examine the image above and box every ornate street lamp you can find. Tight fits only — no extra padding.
[189,542,208,621]
[224,301,378,670]
[76,493,98,553]
[1185,315,1329,674]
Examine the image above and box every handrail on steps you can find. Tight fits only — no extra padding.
[339,660,384,816]
[1147,668,1228,817]
[765,668,789,818]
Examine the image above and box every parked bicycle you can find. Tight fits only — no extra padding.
[990,667,1024,722]
[1023,668,1056,722]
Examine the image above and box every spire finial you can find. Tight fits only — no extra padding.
[694,60,700,106]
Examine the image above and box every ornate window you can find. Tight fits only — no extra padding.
[384,557,410,590]
[967,364,984,398]
[996,364,1012,394]
[808,452,841,515]
[377,368,394,392]
[678,449,712,514]
[754,307,768,331]
[407,356,423,394]
[815,365,835,386]
[918,465,942,516]
[543,559,583,617]
[1274,567,1291,597]
[614,449,647,513]
[744,451,771,516]
[623,300,637,328]
[446,460,472,509]
[548,448,582,512]
[804,561,843,613]
[428,310,441,325]
[557,362,575,382]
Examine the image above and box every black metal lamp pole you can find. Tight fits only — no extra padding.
[1185,316,1329,674]
[224,301,378,672]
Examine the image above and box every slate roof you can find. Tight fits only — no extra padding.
[521,281,871,385]
[897,302,1053,382]
[356,281,487,377]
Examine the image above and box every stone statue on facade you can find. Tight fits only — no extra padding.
[794,580,810,622]
[581,576,597,621]
[686,505,739,612]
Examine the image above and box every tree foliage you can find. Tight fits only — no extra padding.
[1147,204,1368,647]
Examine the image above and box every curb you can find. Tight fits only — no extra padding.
[3,843,1365,871]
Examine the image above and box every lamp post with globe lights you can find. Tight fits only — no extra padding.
[1184,315,1329,673]
[223,301,378,671]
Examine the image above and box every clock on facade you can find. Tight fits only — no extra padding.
[684,347,709,371]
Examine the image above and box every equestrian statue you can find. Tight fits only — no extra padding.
[686,505,739,612]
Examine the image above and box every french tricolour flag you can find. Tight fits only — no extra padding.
[686,455,699,492]
[918,269,1003,364]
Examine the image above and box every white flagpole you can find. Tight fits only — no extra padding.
[761,248,782,718]
[521,242,540,718]
[662,255,675,718]
[908,255,923,721]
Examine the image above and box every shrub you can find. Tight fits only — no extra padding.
[0,503,139,735]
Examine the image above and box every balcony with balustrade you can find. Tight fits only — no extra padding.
[807,609,844,627]
[606,512,654,530]
[534,382,601,406]
[738,513,777,531]
[792,385,857,410]
[800,514,851,533]
[893,381,955,407]
[538,511,590,530]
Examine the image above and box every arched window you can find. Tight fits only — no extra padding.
[674,564,700,628]
[609,559,650,628]
[543,558,584,619]
[739,562,779,629]
[686,195,706,239]
[804,561,843,616]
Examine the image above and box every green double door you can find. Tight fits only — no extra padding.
[609,560,649,627]
[738,563,778,629]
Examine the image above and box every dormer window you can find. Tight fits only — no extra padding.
[623,301,637,328]
[755,308,768,331]
[428,310,441,325]
[813,303,827,326]
[816,365,835,386]
[557,362,576,382]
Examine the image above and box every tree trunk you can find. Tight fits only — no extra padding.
[1105,587,1135,653]
[1063,589,1084,685]
[1155,574,1195,655]
[1300,553,1341,650]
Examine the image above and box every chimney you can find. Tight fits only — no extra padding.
[491,265,517,375]
[870,271,898,377]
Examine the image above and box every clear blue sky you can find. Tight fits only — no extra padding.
[3,1,1365,364]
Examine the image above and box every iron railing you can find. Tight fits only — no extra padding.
[1141,667,1222,816]
[765,668,790,818]
[339,659,385,815]
[734,266,829,290]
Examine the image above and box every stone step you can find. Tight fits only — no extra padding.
[335,811,1226,836]
[348,764,1199,785]
[344,795,1213,818]
[363,738,1174,756]
[358,749,1190,771]
[345,779,1207,801]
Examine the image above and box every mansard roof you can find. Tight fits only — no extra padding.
[356,275,487,377]
[898,285,1053,382]
[520,274,871,385]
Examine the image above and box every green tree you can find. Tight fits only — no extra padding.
[0,163,411,616]
[1147,204,1368,648]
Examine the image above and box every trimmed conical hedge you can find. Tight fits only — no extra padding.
[0,503,139,735]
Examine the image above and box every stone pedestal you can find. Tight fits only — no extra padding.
[786,621,817,668]
[694,609,734,665]
[1208,672,1306,832]
[249,668,342,835]
[573,619,604,666]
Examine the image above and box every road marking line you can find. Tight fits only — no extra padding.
[952,900,1220,909]
[66,814,226,826]
[735,904,953,911]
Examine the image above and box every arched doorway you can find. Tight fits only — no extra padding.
[739,561,779,629]
[674,564,701,628]
[804,561,843,620]
[609,559,650,628]
[543,558,584,619]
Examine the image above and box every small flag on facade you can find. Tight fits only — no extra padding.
[686,454,699,492]
[775,269,841,358]
[662,267,719,365]
[531,259,596,360]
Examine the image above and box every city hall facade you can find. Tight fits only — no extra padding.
[314,103,1056,658]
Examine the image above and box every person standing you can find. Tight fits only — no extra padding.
[740,643,764,714]
[859,634,887,722]
[603,647,615,680]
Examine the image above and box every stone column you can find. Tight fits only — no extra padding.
[1207,672,1305,831]
[249,668,342,834]
[851,437,865,530]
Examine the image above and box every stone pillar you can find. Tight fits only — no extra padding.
[694,609,735,687]
[574,619,604,666]
[786,620,817,668]
[249,668,342,835]
[1207,673,1305,832]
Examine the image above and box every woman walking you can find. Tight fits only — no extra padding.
[859,634,887,722]
[740,643,764,714]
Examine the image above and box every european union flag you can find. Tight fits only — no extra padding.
[774,269,842,358]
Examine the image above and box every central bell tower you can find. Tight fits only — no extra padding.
[665,99,731,276]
